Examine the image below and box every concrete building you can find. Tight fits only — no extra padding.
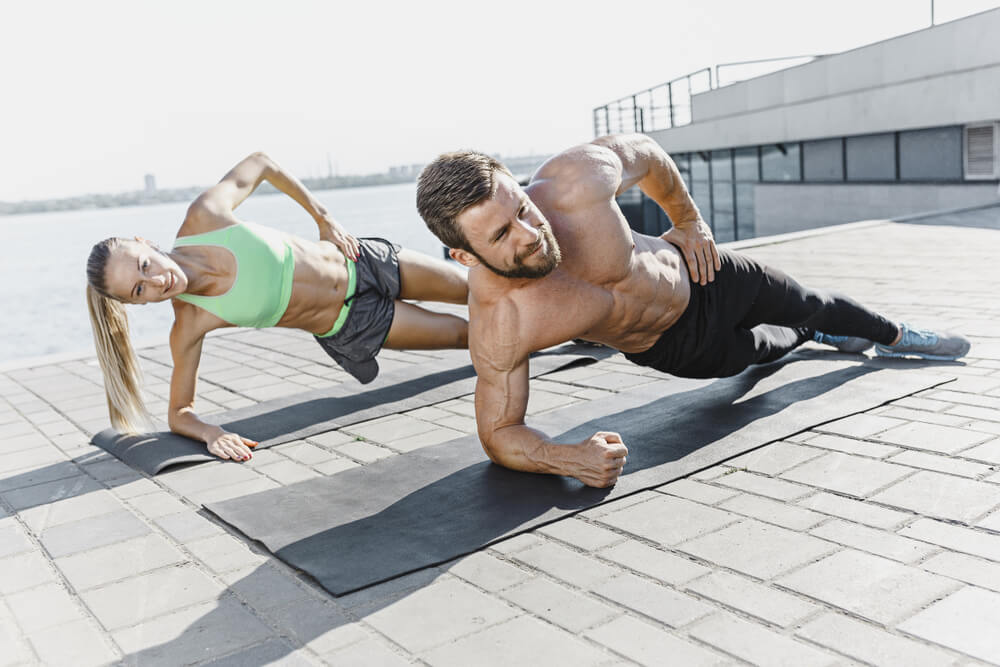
[143,173,156,194]
[597,8,1000,240]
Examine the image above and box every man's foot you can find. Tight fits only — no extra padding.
[875,323,971,361]
[813,330,874,354]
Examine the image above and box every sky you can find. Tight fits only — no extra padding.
[2,0,998,201]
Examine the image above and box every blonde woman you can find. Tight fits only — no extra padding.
[86,152,468,462]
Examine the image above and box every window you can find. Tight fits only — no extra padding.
[761,143,801,181]
[733,147,760,182]
[898,127,963,181]
[803,139,844,181]
[846,133,895,181]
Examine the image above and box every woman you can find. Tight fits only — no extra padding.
[86,152,468,462]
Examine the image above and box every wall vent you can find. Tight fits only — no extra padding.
[965,123,998,179]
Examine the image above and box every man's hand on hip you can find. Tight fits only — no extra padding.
[662,219,721,286]
[570,432,628,488]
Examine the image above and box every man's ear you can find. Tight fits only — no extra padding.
[449,248,479,268]
[134,236,148,245]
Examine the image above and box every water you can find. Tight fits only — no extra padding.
[0,182,445,364]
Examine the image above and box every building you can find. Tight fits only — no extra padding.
[595,8,1000,241]
[144,173,156,194]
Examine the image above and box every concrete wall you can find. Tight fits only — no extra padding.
[754,183,1000,235]
[648,9,1000,152]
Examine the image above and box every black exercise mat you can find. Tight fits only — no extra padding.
[92,343,610,475]
[205,353,952,596]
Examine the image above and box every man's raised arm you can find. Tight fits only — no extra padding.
[593,134,721,285]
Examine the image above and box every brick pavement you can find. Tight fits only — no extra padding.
[1,209,1000,665]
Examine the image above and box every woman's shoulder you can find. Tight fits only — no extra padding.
[176,198,241,240]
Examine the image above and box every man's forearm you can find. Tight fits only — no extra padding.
[482,423,576,475]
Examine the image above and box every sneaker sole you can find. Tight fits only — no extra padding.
[875,348,966,361]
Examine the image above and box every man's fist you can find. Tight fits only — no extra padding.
[573,431,628,488]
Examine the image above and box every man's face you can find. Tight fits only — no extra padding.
[453,173,561,279]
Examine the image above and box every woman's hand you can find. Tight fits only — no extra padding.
[206,429,258,462]
[317,214,361,261]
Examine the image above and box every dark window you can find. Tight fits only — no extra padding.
[736,183,755,241]
[733,147,760,181]
[846,133,896,181]
[761,143,801,181]
[691,152,710,181]
[899,127,963,181]
[803,138,844,181]
[713,210,735,243]
[711,150,733,181]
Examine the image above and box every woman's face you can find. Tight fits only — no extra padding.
[103,238,188,304]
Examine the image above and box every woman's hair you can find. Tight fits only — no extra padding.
[86,238,151,433]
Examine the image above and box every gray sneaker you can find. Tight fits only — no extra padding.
[875,323,971,361]
[813,331,874,354]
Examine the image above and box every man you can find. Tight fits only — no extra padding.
[416,134,969,488]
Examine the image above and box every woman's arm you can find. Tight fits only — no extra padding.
[188,152,360,259]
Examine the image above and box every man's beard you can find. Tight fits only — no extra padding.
[476,224,562,279]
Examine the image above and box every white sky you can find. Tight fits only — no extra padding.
[2,0,998,201]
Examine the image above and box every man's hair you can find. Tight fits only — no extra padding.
[416,150,514,251]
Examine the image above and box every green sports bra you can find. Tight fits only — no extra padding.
[173,222,295,328]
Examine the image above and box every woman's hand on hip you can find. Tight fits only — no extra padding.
[317,215,361,261]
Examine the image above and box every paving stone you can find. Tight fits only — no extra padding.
[578,490,661,518]
[184,534,268,574]
[803,433,900,458]
[689,612,837,666]
[80,563,223,630]
[81,457,141,483]
[592,572,712,627]
[27,618,119,667]
[0,447,68,478]
[153,511,225,543]
[39,509,150,558]
[112,593,274,667]
[978,510,1000,531]
[1,474,103,516]
[585,614,726,666]
[718,492,826,530]
[435,413,477,432]
[337,566,445,612]
[797,491,911,529]
[157,462,260,495]
[810,519,936,563]
[0,521,33,558]
[185,477,281,505]
[920,551,1000,592]
[870,470,1000,523]
[874,422,991,454]
[780,451,913,497]
[222,563,312,612]
[55,534,186,591]
[723,441,825,475]
[322,637,416,666]
[898,586,1000,663]
[126,490,190,518]
[959,438,1000,464]
[501,577,618,632]
[110,477,161,499]
[817,413,907,438]
[796,612,956,667]
[775,549,957,624]
[314,457,362,476]
[900,518,1000,561]
[597,540,710,585]
[257,459,321,484]
[947,404,1000,422]
[386,426,467,452]
[423,615,607,667]
[888,448,995,478]
[0,460,81,493]
[364,577,518,653]
[0,550,56,594]
[19,488,125,533]
[685,570,820,627]
[275,441,338,465]
[264,596,353,654]
[445,552,532,592]
[536,517,623,551]
[714,470,812,501]
[6,581,86,633]
[334,440,393,463]
[596,493,736,546]
[932,389,1000,410]
[200,638,310,667]
[347,414,436,443]
[306,430,355,448]
[679,519,835,580]
[656,478,740,505]
[879,406,971,426]
[511,540,619,590]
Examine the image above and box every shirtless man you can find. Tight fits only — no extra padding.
[416,134,970,488]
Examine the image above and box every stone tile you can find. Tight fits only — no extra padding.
[596,493,737,546]
[501,577,618,632]
[264,596,353,655]
[810,519,936,563]
[6,581,85,633]
[714,470,812,501]
[870,471,1000,523]
[110,477,161,499]
[689,612,838,666]
[81,457,141,483]
[686,570,820,627]
[314,457,362,476]
[592,572,713,627]
[184,534,268,574]
[578,490,661,518]
[487,532,544,555]
[157,462,260,495]
[347,414,435,443]
[901,518,1000,561]
[334,440,393,463]
[126,490,189,518]
[1,473,101,511]
[445,552,532,592]
[185,477,281,505]
[80,563,223,630]
[275,441,338,465]
[55,534,186,591]
[921,551,1000,592]
[511,541,618,590]
[223,564,311,612]
[39,509,150,558]
[780,451,912,497]
[978,510,1000,531]
[19,488,125,533]
[775,549,957,624]
[153,510,225,543]
[322,638,411,667]
[364,577,518,653]
[535,517,623,551]
[0,445,67,476]
[597,540,710,585]
[27,618,119,666]
[112,594,274,667]
[436,414,476,433]
[0,460,81,493]
[0,550,56,594]
[257,459,321,484]
[585,614,727,666]
[879,406,971,427]
[200,639,310,667]
[796,613,956,667]
[899,586,1000,664]
[817,413,907,438]
[932,389,1000,410]
[679,519,835,579]
[960,438,1000,464]
[797,491,911,529]
[0,521,33,558]
[306,430,356,449]
[723,441,825,475]
[718,492,826,530]
[656,478,740,505]
[337,567,444,612]
[385,426,466,452]
[803,433,900,458]
[888,449,994,478]
[874,422,991,454]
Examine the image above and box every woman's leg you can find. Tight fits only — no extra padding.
[383,301,468,350]
[397,249,468,304]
